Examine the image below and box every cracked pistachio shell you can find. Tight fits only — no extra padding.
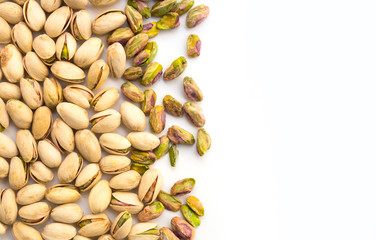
[163,95,183,117]
[90,109,121,133]
[0,17,11,44]
[57,102,89,130]
[89,180,112,214]
[151,0,177,17]
[16,184,46,205]
[157,190,181,212]
[149,105,166,134]
[169,144,178,167]
[141,62,163,86]
[141,89,156,115]
[186,4,209,28]
[124,66,143,80]
[75,163,102,192]
[186,196,204,216]
[6,99,33,129]
[0,189,17,225]
[43,77,63,109]
[12,22,33,54]
[134,41,158,66]
[90,0,119,7]
[45,6,73,38]
[131,163,149,175]
[71,10,92,40]
[30,161,54,184]
[180,205,200,227]
[138,169,163,204]
[42,223,77,240]
[0,133,18,158]
[75,130,102,163]
[41,0,62,12]
[128,0,150,19]
[171,217,195,240]
[12,222,42,240]
[187,34,201,58]
[100,155,131,175]
[107,42,126,78]
[153,135,170,159]
[128,222,160,240]
[107,27,134,46]
[78,214,111,237]
[63,84,94,109]
[160,227,179,240]
[51,61,86,83]
[51,203,83,224]
[0,157,9,178]
[23,0,46,31]
[0,2,23,25]
[170,178,195,196]
[121,82,145,103]
[18,202,51,225]
[32,107,53,140]
[58,152,83,183]
[183,76,203,101]
[74,37,104,69]
[167,125,195,144]
[157,12,180,30]
[0,82,21,101]
[92,87,120,111]
[93,10,127,35]
[16,129,38,163]
[1,44,24,83]
[163,56,187,80]
[127,132,160,151]
[46,184,81,204]
[51,118,75,152]
[111,211,132,240]
[20,78,43,110]
[183,102,205,127]
[56,32,77,61]
[32,34,55,65]
[197,128,211,156]
[130,150,157,165]
[23,52,49,81]
[110,170,141,191]
[99,133,131,155]
[64,0,88,10]
[0,98,9,132]
[171,0,194,15]
[9,156,29,190]
[125,33,149,58]
[137,201,164,222]
[125,5,143,33]
[37,139,61,168]
[141,22,159,38]
[110,192,144,214]
[99,235,115,240]
[87,60,109,90]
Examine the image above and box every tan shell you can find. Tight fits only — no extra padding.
[0,17,11,44]
[23,52,49,81]
[12,222,43,240]
[8,157,29,191]
[0,189,17,225]
[75,163,102,192]
[16,129,38,163]
[63,84,94,109]
[138,169,163,204]
[0,44,24,83]
[56,32,77,61]
[0,98,9,131]
[78,213,111,238]
[45,6,73,38]
[32,106,53,140]
[71,10,92,40]
[30,161,54,184]
[90,109,121,133]
[73,37,104,69]
[74,236,93,240]
[16,184,47,205]
[0,82,21,101]
[89,0,119,7]
[0,132,18,158]
[23,0,46,31]
[99,155,131,174]
[45,184,81,204]
[87,59,109,90]
[43,77,63,109]
[18,202,51,225]
[110,211,132,239]
[0,157,9,178]
[20,78,43,110]
[128,222,159,240]
[110,192,144,214]
[57,102,89,130]
[12,22,33,54]
[40,0,62,12]
[37,139,62,168]
[6,99,33,129]
[58,152,83,183]
[0,2,23,25]
[51,61,86,83]
[51,118,75,152]
[107,42,126,78]
[99,133,131,155]
[110,170,141,191]
[51,203,83,224]
[42,223,77,240]
[75,129,102,163]
[127,132,160,151]
[64,0,88,10]
[32,34,55,65]
[120,101,146,132]
[98,234,116,240]
[92,10,127,35]
[88,180,112,214]
[92,87,120,111]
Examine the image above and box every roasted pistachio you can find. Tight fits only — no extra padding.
[107,27,134,46]
[56,32,77,61]
[99,155,131,174]
[0,2,23,25]
[163,95,183,117]
[51,61,86,83]
[89,0,119,7]
[12,22,33,54]
[139,169,163,204]
[171,0,194,15]
[90,109,121,133]
[141,22,159,38]
[128,0,150,19]
[0,189,17,225]
[42,223,77,240]
[30,161,54,184]
[197,128,211,156]
[151,0,177,17]
[74,37,104,69]
[186,4,209,28]
[32,34,55,65]
[89,180,112,214]
[121,81,145,102]
[169,144,178,167]
[141,62,163,86]
[77,213,111,237]
[0,82,21,101]
[75,130,102,163]
[57,102,89,130]
[186,34,201,57]
[163,56,187,80]
[71,10,92,40]
[160,227,180,240]
[38,139,61,168]
[186,196,204,216]
[127,132,160,151]
[92,87,120,111]
[128,222,160,240]
[63,84,94,109]
[180,205,200,227]
[16,129,38,163]
[45,6,73,38]
[16,184,47,205]
[157,12,180,30]
[51,203,84,224]
[125,5,143,33]
[12,222,42,240]
[23,0,46,31]
[125,33,149,58]
[99,133,131,155]
[0,157,9,178]
[51,118,75,152]
[32,107,52,141]
[157,190,181,212]
[41,0,61,12]
[87,59,110,90]
[0,17,11,44]
[167,125,195,144]
[131,163,149,175]
[0,133,18,158]
[153,135,169,159]
[75,163,102,192]
[124,66,143,80]
[111,211,133,240]
[183,102,205,127]
[0,98,9,132]
[120,101,147,131]
[18,202,51,225]
[110,192,144,214]
[23,52,49,81]
[64,0,88,10]
[20,78,43,110]
[45,184,81,204]
[170,178,195,196]
[93,10,127,35]
[133,41,158,66]
[137,201,164,222]
[183,77,203,101]
[131,150,157,165]
[107,42,126,78]
[1,44,24,83]
[6,99,33,129]
[43,77,63,109]
[110,170,141,191]
[141,89,157,115]
[57,152,83,183]
[9,156,29,190]
[171,216,195,240]
[149,105,166,134]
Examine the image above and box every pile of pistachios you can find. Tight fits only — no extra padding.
[0,0,211,239]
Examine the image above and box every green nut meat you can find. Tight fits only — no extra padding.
[157,190,181,212]
[130,163,149,175]
[133,42,158,66]
[163,95,183,117]
[181,204,200,227]
[137,201,164,222]
[186,195,204,216]
[157,12,180,30]
[107,27,134,46]
[153,135,170,159]
[141,62,163,87]
[130,150,157,165]
[151,0,177,17]
[163,57,187,80]
[128,0,151,19]
[125,5,143,33]
[196,128,211,156]
[121,81,145,103]
[149,105,166,134]
[169,144,178,167]
[141,22,159,38]
[171,0,194,15]
[187,34,201,58]
[125,33,149,58]
[183,77,203,101]
[183,102,205,127]
[124,67,143,81]
[186,4,210,28]
[167,125,195,144]
[170,178,195,196]
[141,89,157,115]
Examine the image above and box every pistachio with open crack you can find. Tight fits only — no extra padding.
[99,155,131,174]
[111,211,133,240]
[90,109,121,133]
[138,169,163,204]
[71,10,92,40]
[63,84,94,109]
[56,32,77,61]
[16,129,38,163]
[23,0,46,31]
[43,77,63,109]
[9,156,29,190]
[110,192,144,214]
[51,118,75,152]
[18,202,51,225]
[75,163,102,192]
[87,59,110,90]
[92,87,120,111]
[12,22,33,54]
[23,52,49,81]
[128,222,160,240]
[44,6,73,38]
[0,157,9,178]
[99,133,132,155]
[45,184,81,204]
[32,34,55,65]
[20,78,43,110]
[77,213,111,237]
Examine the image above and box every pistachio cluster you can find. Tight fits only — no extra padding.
[0,0,210,239]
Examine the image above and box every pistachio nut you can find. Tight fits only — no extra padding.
[125,5,143,33]
[141,22,159,38]
[56,32,77,61]
[75,130,101,163]
[167,125,195,144]
[43,77,63,108]
[111,211,132,240]
[18,202,51,225]
[74,236,93,240]
[169,144,178,167]
[138,169,163,204]
[99,155,131,174]
[107,27,134,46]
[134,41,158,66]
[74,37,104,69]
[128,0,150,19]
[32,34,55,65]
[128,222,160,240]
[90,109,121,133]
[89,0,118,7]
[31,107,52,140]
[63,84,94,109]
[20,78,43,110]
[109,170,141,191]
[0,82,21,101]
[160,227,180,240]
[131,150,157,165]
[51,61,86,83]
[42,223,77,240]
[107,42,126,78]
[0,189,17,225]
[12,222,42,240]
[151,0,177,17]
[92,87,120,111]
[153,135,170,159]
[137,201,164,222]
[186,34,201,57]
[131,163,149,175]
[9,156,29,190]
[99,234,116,240]
[180,205,200,227]
[141,62,163,86]
[30,161,54,184]
[0,2,23,25]
[125,33,149,58]
[51,203,84,224]
[37,139,61,168]
[23,0,46,31]
[1,44,24,83]
[64,0,88,10]
[110,192,144,214]
[16,129,38,163]
[171,216,195,240]
[0,157,9,178]
[16,184,47,205]
[163,95,183,117]
[57,152,83,183]
[99,133,131,155]
[124,66,143,80]
[71,10,92,40]
[41,0,62,12]
[0,17,11,44]
[149,105,166,134]
[51,118,75,152]
[0,132,18,158]
[75,163,102,192]
[57,102,89,130]
[7,99,33,129]
[186,4,209,28]
[0,98,9,132]
[45,184,81,204]
[171,0,194,15]
[77,213,111,237]
[157,190,181,212]
[183,102,205,127]
[157,12,180,30]
[88,180,112,214]
[12,22,33,54]
[23,52,49,81]
[93,10,127,35]
[87,59,109,90]
[45,6,73,38]
[183,76,203,101]
[197,128,211,156]
[163,56,187,80]
[121,82,145,103]
[127,132,161,151]
[141,89,157,115]
[170,178,195,196]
